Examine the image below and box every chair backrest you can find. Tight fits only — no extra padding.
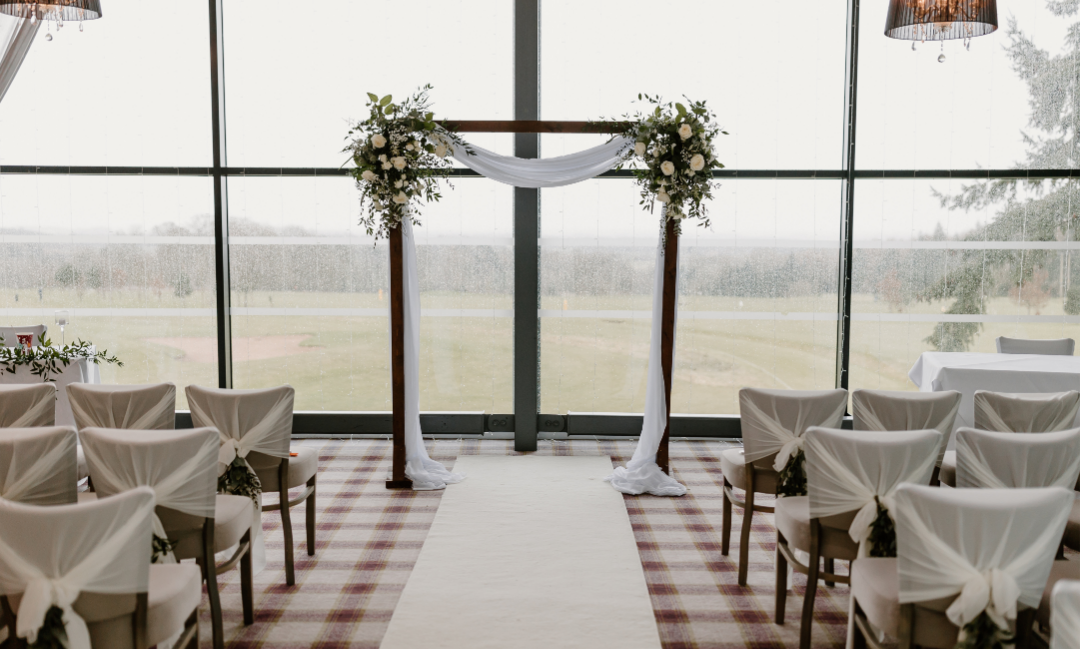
[68,383,176,431]
[0,487,153,645]
[894,484,1073,636]
[0,325,46,348]
[805,427,941,542]
[1051,579,1080,649]
[185,384,294,473]
[973,390,1080,433]
[954,427,1080,490]
[739,388,847,471]
[0,426,77,505]
[0,384,55,428]
[996,336,1075,355]
[851,389,960,467]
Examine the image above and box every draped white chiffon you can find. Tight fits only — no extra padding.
[448,135,633,188]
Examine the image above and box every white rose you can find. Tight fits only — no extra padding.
[372,134,387,148]
[382,162,392,170]
[690,153,705,171]
[393,192,408,204]
[378,154,387,163]
[634,141,647,157]
[657,191,671,203]
[361,170,376,182]
[660,161,675,176]
[392,156,407,170]
[678,124,692,140]
[394,180,403,189]
[373,200,383,210]
[435,143,448,158]
[406,143,414,151]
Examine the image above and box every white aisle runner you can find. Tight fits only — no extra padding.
[379,455,662,649]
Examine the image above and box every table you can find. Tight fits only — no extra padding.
[909,352,1080,435]
[0,352,102,427]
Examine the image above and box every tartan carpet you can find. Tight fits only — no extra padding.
[206,439,850,649]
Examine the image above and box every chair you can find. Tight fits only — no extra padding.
[186,384,317,586]
[0,325,46,348]
[776,427,941,649]
[954,428,1080,490]
[0,487,201,649]
[68,383,176,431]
[0,426,77,505]
[850,484,1073,649]
[80,426,253,649]
[939,390,1080,487]
[0,384,56,428]
[721,388,846,586]
[997,336,1075,355]
[851,389,960,484]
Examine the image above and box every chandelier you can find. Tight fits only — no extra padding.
[0,1,103,39]
[885,0,997,61]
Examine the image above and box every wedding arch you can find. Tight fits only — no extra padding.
[344,88,725,497]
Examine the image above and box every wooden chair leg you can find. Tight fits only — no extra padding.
[930,465,941,487]
[240,530,254,625]
[201,522,224,649]
[852,601,868,649]
[824,558,835,587]
[738,484,755,587]
[279,460,296,586]
[799,522,821,649]
[897,603,914,649]
[775,531,788,624]
[721,479,732,556]
[306,475,316,556]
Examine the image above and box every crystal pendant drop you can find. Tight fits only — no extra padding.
[911,41,916,51]
[45,33,52,41]
[938,53,946,63]
[30,13,36,24]
[79,22,84,32]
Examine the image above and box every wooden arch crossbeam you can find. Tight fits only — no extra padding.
[386,120,678,489]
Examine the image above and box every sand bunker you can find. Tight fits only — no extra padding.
[145,334,318,364]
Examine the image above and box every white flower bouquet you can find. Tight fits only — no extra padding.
[344,85,468,240]
[616,94,726,231]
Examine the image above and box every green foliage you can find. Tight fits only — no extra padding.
[28,606,69,649]
[218,456,261,503]
[0,335,123,382]
[53,264,80,288]
[343,85,470,240]
[955,611,1015,649]
[866,499,897,558]
[152,534,177,564]
[777,449,807,497]
[174,272,194,298]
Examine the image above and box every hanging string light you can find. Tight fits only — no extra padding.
[0,1,103,40]
[885,0,997,62]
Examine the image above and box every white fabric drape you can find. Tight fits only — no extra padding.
[740,388,847,471]
[68,383,176,431]
[805,427,941,555]
[448,135,633,188]
[1051,579,1080,649]
[973,390,1080,433]
[0,426,77,505]
[0,383,55,427]
[851,389,960,467]
[0,487,154,649]
[0,14,38,105]
[607,213,686,497]
[954,427,1080,490]
[894,484,1073,634]
[80,428,219,564]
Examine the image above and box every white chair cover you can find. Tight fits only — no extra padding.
[739,388,847,472]
[80,427,219,564]
[973,390,1080,433]
[0,325,45,348]
[67,383,176,431]
[894,484,1073,636]
[0,384,55,428]
[0,486,154,649]
[851,389,960,467]
[0,426,76,505]
[996,336,1075,355]
[804,427,941,555]
[1051,579,1080,649]
[185,384,294,573]
[954,428,1080,490]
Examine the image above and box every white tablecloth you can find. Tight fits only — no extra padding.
[909,352,1080,437]
[0,353,101,427]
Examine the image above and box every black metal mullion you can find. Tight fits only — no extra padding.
[836,0,861,391]
[209,0,232,388]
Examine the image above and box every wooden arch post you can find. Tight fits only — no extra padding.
[386,120,677,488]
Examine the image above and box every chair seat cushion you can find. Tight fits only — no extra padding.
[287,446,318,488]
[720,448,747,491]
[1065,498,1080,552]
[213,494,254,551]
[776,496,812,552]
[939,450,956,487]
[77,492,98,503]
[1037,558,1080,629]
[146,564,201,646]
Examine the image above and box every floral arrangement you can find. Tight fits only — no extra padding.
[0,336,122,382]
[152,535,177,564]
[956,613,1015,649]
[219,457,262,504]
[865,498,896,558]
[776,450,807,497]
[26,606,68,649]
[344,85,468,240]
[615,94,726,230]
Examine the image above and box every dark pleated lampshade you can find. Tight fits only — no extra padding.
[0,0,103,21]
[885,0,996,41]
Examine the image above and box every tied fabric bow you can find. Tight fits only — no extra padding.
[218,436,248,470]
[947,568,1021,633]
[773,436,804,473]
[18,577,90,649]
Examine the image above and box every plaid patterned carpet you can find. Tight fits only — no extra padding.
[207,438,851,649]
